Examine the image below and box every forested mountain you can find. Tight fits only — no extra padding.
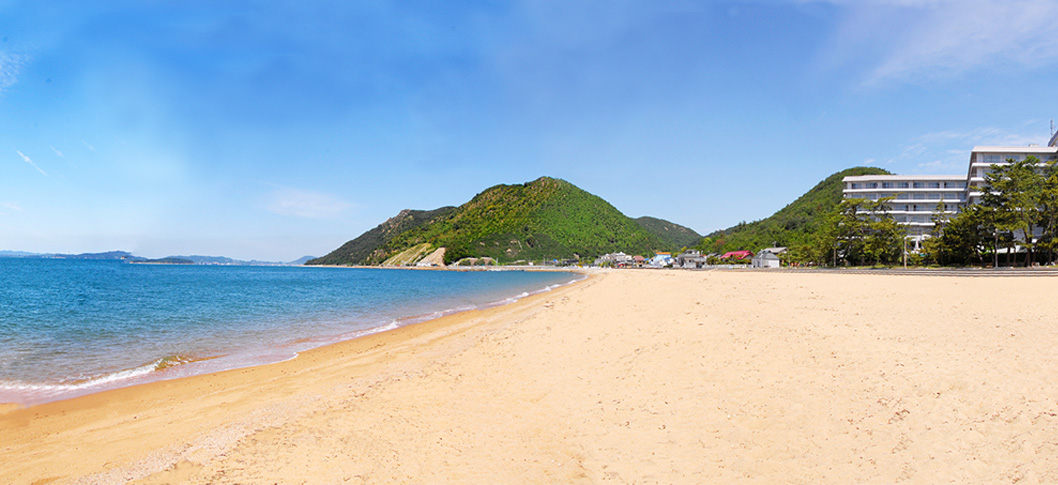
[308,177,674,266]
[634,216,701,249]
[698,167,892,254]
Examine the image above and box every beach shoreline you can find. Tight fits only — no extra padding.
[0,272,595,483]
[7,269,1058,483]
[0,264,584,408]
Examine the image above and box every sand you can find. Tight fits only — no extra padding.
[5,269,1058,483]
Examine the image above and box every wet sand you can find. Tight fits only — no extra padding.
[5,269,1058,483]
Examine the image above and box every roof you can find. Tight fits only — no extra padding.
[721,250,753,259]
[760,247,787,254]
[843,174,964,182]
[970,145,1058,154]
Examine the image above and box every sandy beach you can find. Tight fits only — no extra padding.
[5,269,1058,483]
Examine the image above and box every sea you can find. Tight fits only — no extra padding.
[0,258,580,405]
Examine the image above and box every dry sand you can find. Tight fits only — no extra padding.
[5,269,1058,483]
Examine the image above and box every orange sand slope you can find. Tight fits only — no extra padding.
[4,270,1058,483]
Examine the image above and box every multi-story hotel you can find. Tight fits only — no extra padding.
[842,132,1058,248]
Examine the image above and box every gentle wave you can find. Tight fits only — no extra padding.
[0,354,197,394]
[0,268,585,405]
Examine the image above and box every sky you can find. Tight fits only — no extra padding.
[2,0,1058,261]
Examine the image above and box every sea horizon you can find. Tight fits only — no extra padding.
[0,259,581,405]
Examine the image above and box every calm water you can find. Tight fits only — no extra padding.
[0,259,578,404]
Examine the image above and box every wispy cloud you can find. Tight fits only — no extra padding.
[0,201,23,216]
[82,141,96,151]
[16,150,48,176]
[0,51,26,92]
[50,146,64,157]
[266,187,352,219]
[880,125,1050,173]
[816,0,1058,85]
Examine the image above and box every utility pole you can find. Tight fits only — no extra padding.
[903,237,907,269]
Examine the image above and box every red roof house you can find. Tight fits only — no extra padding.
[721,250,753,260]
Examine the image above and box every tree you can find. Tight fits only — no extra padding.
[863,216,905,265]
[920,199,950,266]
[1035,160,1058,264]
[827,197,907,266]
[981,157,1043,266]
[922,205,990,266]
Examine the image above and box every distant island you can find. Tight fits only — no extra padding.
[128,257,195,265]
[0,250,315,266]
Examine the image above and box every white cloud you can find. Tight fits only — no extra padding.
[815,0,1058,85]
[266,188,352,219]
[50,146,64,157]
[15,150,48,176]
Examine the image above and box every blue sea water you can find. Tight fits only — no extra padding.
[0,259,579,404]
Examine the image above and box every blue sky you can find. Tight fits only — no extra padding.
[2,0,1057,260]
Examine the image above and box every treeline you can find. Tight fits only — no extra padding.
[923,156,1058,267]
[698,167,892,256]
[778,156,1058,268]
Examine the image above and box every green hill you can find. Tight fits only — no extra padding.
[698,167,891,254]
[306,207,456,266]
[634,216,701,250]
[309,177,667,266]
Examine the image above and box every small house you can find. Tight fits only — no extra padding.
[649,252,674,267]
[751,247,786,268]
[676,250,706,269]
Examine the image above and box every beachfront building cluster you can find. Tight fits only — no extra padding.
[843,134,1058,248]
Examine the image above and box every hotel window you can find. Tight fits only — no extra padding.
[983,154,1002,164]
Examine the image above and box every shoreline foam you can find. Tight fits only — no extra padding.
[0,271,587,407]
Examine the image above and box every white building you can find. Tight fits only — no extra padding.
[751,248,784,268]
[843,136,1058,248]
[965,144,1058,205]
